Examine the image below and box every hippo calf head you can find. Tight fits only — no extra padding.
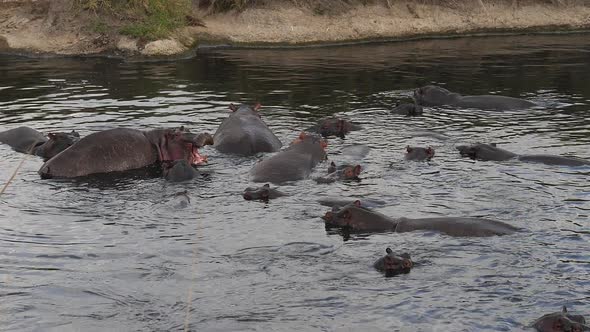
[531,306,588,332]
[157,127,213,166]
[317,118,354,139]
[405,146,435,161]
[229,102,262,117]
[376,248,413,278]
[413,85,459,107]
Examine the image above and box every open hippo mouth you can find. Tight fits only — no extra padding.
[159,129,213,166]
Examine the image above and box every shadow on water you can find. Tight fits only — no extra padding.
[0,33,589,331]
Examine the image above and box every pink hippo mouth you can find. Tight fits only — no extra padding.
[189,144,207,165]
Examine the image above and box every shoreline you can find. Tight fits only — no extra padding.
[1,1,590,59]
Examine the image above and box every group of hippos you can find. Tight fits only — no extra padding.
[1,85,588,331]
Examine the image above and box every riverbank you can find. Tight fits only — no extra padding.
[1,0,590,57]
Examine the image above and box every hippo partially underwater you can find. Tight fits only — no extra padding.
[39,127,213,178]
[323,201,519,237]
[414,85,536,111]
[457,143,590,167]
[305,117,361,139]
[0,126,80,160]
[531,306,588,332]
[373,247,413,277]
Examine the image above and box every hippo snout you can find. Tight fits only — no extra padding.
[456,145,475,158]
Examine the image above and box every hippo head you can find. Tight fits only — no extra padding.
[381,248,413,277]
[405,146,435,161]
[156,127,213,166]
[328,161,337,174]
[35,130,81,159]
[531,306,588,332]
[456,143,516,162]
[229,103,262,117]
[243,183,272,201]
[291,132,328,158]
[318,118,352,139]
[341,165,362,181]
[322,200,362,229]
[413,85,459,107]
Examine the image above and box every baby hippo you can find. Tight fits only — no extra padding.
[373,247,413,277]
[531,306,588,332]
[405,146,435,161]
[243,183,286,202]
[315,162,361,184]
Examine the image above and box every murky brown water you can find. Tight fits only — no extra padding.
[0,33,589,331]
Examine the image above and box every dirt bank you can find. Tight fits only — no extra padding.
[1,0,590,57]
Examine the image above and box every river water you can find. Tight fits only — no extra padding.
[0,34,589,331]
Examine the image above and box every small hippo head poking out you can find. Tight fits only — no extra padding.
[456,143,517,162]
[243,183,285,202]
[413,85,459,107]
[374,248,413,278]
[531,306,588,332]
[405,146,435,161]
[35,130,81,160]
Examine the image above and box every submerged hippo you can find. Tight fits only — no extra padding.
[243,183,286,201]
[163,160,201,182]
[213,103,282,156]
[414,85,536,111]
[322,201,519,237]
[250,132,327,184]
[405,146,435,161]
[373,248,413,277]
[317,197,387,209]
[315,161,361,184]
[391,103,423,116]
[457,143,590,167]
[531,306,588,332]
[39,127,213,179]
[0,126,80,160]
[306,117,361,139]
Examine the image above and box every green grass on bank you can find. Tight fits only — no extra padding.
[77,0,191,40]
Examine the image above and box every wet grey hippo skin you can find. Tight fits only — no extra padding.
[317,197,386,209]
[163,160,201,182]
[305,117,361,139]
[322,201,519,237]
[414,85,536,111]
[391,103,423,116]
[39,127,213,179]
[250,133,327,184]
[405,146,435,161]
[0,126,80,159]
[243,183,286,201]
[457,143,590,166]
[373,248,413,277]
[213,103,282,156]
[531,306,588,332]
[315,161,361,184]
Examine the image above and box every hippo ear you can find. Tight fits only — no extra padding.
[330,161,336,167]
[386,247,393,254]
[353,165,361,176]
[320,140,327,149]
[299,132,306,140]
[263,183,270,188]
[426,147,435,156]
[229,103,238,112]
[562,306,568,313]
[406,146,412,153]
[353,200,361,207]
[253,103,262,111]
[261,188,270,200]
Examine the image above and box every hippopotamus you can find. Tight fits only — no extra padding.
[317,197,387,209]
[39,127,213,179]
[213,103,282,156]
[405,146,435,161]
[322,201,519,237]
[315,161,361,184]
[305,118,361,139]
[243,183,286,201]
[373,248,413,277]
[0,126,80,160]
[413,85,536,111]
[391,103,423,116]
[457,143,590,167]
[250,132,327,184]
[531,306,588,332]
[162,160,201,182]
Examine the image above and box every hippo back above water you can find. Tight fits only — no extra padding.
[457,143,590,167]
[39,127,213,178]
[414,85,536,111]
[213,103,282,156]
[0,126,80,159]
